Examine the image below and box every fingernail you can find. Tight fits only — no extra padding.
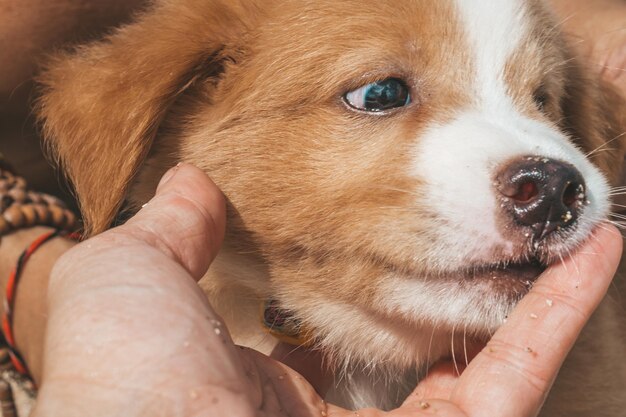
[157,163,182,191]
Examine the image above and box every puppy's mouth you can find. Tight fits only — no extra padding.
[461,258,547,285]
[406,257,551,302]
[454,220,589,291]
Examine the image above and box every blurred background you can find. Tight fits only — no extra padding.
[0,0,148,208]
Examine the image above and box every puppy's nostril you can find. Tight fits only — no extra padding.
[496,156,587,240]
[563,181,585,208]
[512,181,539,203]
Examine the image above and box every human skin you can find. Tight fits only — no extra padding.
[12,164,619,417]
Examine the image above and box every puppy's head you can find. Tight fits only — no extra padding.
[39,0,626,370]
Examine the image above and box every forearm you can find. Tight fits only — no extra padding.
[0,228,76,384]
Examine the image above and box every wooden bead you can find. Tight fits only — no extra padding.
[27,191,43,204]
[49,205,66,227]
[13,176,26,189]
[33,204,51,223]
[7,188,26,203]
[1,171,14,181]
[0,216,9,234]
[0,196,13,211]
[21,205,38,227]
[0,350,11,372]
[0,380,17,417]
[22,379,35,392]
[0,167,77,238]
[0,380,12,401]
[64,210,77,229]
[3,206,24,228]
[42,194,62,206]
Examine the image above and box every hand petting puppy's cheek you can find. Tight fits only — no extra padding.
[128,163,226,279]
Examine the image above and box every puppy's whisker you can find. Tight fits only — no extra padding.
[586,147,618,157]
[543,56,577,76]
[607,218,626,224]
[566,246,580,277]
[589,232,604,247]
[424,325,437,379]
[585,131,626,157]
[609,218,626,223]
[451,326,461,377]
[535,13,577,52]
[578,251,601,256]
[463,323,469,369]
[487,326,495,339]
[606,221,626,232]
[557,251,568,275]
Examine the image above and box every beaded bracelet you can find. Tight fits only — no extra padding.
[1,230,80,379]
[0,157,81,382]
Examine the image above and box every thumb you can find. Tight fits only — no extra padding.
[120,163,226,280]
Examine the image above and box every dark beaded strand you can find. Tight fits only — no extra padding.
[0,165,77,235]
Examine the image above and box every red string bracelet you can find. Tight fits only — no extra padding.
[1,230,81,380]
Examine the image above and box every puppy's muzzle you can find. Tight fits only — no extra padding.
[496,156,587,240]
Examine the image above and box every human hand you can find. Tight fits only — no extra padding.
[31,164,623,417]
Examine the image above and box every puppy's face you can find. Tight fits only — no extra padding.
[40,0,626,369]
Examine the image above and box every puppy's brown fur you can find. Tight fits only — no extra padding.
[38,0,626,413]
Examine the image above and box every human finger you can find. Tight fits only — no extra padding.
[108,162,225,280]
[451,224,623,417]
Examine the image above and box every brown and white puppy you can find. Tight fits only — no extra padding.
[37,0,626,414]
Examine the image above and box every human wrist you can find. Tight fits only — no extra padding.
[0,227,77,383]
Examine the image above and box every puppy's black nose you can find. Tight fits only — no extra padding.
[496,156,586,239]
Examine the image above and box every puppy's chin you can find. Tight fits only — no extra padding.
[439,259,546,297]
[274,216,604,373]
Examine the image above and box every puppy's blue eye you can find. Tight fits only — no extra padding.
[344,78,411,112]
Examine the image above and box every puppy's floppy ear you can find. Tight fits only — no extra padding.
[38,0,254,235]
